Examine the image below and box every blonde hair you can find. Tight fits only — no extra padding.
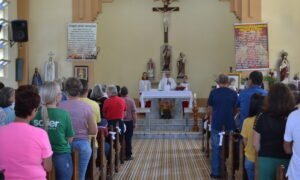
[39,81,61,131]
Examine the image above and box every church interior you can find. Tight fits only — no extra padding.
[1,0,300,179]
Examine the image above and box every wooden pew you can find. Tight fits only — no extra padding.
[97,129,107,180]
[220,132,229,179]
[46,165,55,180]
[234,136,245,180]
[106,125,115,180]
[72,148,79,180]
[85,137,100,180]
[254,152,259,180]
[114,124,121,173]
[47,149,79,180]
[276,165,288,180]
[226,132,239,180]
[202,119,211,158]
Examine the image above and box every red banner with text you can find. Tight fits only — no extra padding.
[234,23,269,71]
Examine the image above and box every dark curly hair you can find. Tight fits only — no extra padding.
[15,85,40,118]
[264,83,296,118]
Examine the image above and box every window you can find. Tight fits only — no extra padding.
[0,0,9,78]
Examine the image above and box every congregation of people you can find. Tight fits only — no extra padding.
[208,71,300,180]
[0,78,137,180]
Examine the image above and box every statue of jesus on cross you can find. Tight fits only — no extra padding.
[153,0,179,43]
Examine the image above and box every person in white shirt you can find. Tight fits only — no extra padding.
[284,109,300,180]
[139,72,151,94]
[158,71,176,91]
[180,75,191,91]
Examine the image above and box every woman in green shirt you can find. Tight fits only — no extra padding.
[31,82,75,180]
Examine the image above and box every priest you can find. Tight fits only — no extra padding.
[158,71,176,91]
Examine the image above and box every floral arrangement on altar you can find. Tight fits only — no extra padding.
[159,101,174,112]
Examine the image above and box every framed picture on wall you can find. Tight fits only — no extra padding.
[226,73,241,90]
[74,66,88,81]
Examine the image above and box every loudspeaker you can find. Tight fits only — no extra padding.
[11,20,28,42]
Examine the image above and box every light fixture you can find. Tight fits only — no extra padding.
[0,59,10,68]
[0,39,9,48]
[0,19,9,26]
[0,0,9,9]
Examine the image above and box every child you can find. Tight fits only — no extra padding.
[241,93,264,180]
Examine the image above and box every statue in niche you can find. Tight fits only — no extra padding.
[177,52,186,79]
[162,45,171,71]
[32,68,43,87]
[147,58,155,81]
[278,51,290,82]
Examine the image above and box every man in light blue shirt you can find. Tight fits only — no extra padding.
[237,71,268,129]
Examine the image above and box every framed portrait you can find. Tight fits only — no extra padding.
[74,66,88,81]
[226,73,241,90]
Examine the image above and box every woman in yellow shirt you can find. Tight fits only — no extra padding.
[241,93,265,180]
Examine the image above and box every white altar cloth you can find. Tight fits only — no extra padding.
[140,89,193,108]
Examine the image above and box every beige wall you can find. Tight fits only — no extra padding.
[28,0,73,82]
[262,0,300,79]
[96,0,238,98]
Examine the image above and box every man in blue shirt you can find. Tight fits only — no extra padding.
[208,74,238,178]
[237,71,268,129]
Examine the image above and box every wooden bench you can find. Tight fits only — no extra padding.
[277,165,288,180]
[220,132,230,179]
[107,126,116,180]
[72,149,79,180]
[234,137,245,180]
[114,124,121,173]
[202,120,211,158]
[47,149,79,180]
[85,137,100,180]
[97,129,107,180]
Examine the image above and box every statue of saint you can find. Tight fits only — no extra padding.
[162,46,171,71]
[32,68,43,87]
[177,52,186,78]
[147,58,155,80]
[44,51,56,82]
[279,51,289,82]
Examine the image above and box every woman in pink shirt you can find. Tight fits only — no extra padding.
[0,85,53,180]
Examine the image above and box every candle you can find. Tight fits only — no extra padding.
[193,93,197,99]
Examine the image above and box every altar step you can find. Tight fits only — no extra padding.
[135,124,194,131]
[133,131,202,139]
[134,118,203,139]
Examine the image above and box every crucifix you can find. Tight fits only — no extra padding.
[153,0,179,43]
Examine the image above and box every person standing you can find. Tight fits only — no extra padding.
[237,71,267,129]
[158,71,176,91]
[0,86,53,179]
[102,85,126,143]
[139,72,151,93]
[31,82,74,180]
[120,86,137,161]
[0,87,15,126]
[253,83,295,180]
[284,108,300,180]
[58,77,97,180]
[207,74,238,178]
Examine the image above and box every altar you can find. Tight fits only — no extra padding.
[140,90,193,119]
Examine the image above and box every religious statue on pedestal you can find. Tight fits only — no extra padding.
[44,51,56,82]
[32,68,43,87]
[278,51,289,82]
[147,58,155,81]
[161,45,171,72]
[176,52,186,79]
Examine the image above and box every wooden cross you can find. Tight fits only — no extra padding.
[153,0,179,43]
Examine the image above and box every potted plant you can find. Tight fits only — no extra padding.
[264,70,277,89]
[159,101,174,119]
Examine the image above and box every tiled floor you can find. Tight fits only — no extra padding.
[114,139,211,180]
